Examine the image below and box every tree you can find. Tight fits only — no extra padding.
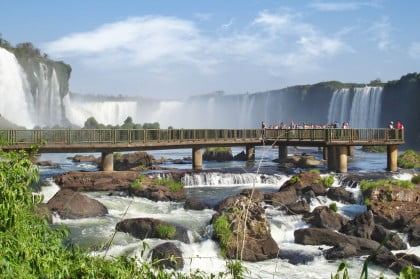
[84,117,99,129]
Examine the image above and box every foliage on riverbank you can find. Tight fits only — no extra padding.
[84,116,160,130]
[398,150,420,168]
[361,146,387,153]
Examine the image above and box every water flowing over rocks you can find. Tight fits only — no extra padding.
[54,171,138,191]
[151,242,184,270]
[47,189,108,219]
[116,218,190,243]
[212,194,279,262]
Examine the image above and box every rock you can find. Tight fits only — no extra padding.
[287,200,310,215]
[240,189,264,203]
[372,252,415,274]
[395,253,420,266]
[302,184,326,196]
[233,151,248,161]
[35,160,59,168]
[302,189,316,203]
[116,218,190,243]
[264,185,297,206]
[371,224,407,250]
[151,242,184,270]
[71,155,98,163]
[129,178,186,202]
[294,228,383,256]
[297,156,321,168]
[34,203,53,223]
[212,195,279,262]
[54,171,138,191]
[183,198,212,210]
[203,148,233,162]
[283,172,323,192]
[324,243,357,260]
[340,211,375,239]
[113,152,154,171]
[47,189,108,219]
[406,224,420,246]
[370,200,420,229]
[327,187,356,204]
[304,206,348,231]
[279,249,316,265]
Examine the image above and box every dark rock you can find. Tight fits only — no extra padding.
[36,160,59,168]
[283,172,324,192]
[264,185,297,206]
[114,152,154,171]
[372,252,414,274]
[302,189,316,203]
[372,224,407,250]
[47,189,108,219]
[129,181,186,202]
[240,189,264,203]
[34,203,53,223]
[71,155,98,163]
[233,151,248,161]
[302,184,326,196]
[116,218,190,243]
[396,253,420,266]
[296,155,321,168]
[279,249,316,265]
[304,206,348,231]
[371,200,420,229]
[406,224,420,246]
[287,200,310,215]
[203,148,233,162]
[54,171,138,191]
[327,187,356,204]
[340,210,375,239]
[151,242,184,270]
[294,228,384,256]
[213,195,279,262]
[324,243,357,260]
[183,198,212,210]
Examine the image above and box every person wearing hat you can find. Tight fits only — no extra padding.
[388,121,394,129]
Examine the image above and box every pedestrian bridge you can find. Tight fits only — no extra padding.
[0,128,404,173]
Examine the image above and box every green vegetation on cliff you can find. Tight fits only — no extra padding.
[361,146,387,153]
[398,150,420,168]
[84,116,160,129]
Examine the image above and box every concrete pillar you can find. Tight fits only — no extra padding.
[387,145,398,172]
[278,145,288,160]
[192,148,203,171]
[338,146,348,173]
[347,146,355,157]
[322,147,328,160]
[246,145,255,161]
[101,152,114,171]
[327,146,337,171]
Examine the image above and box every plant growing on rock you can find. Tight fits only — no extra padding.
[213,215,233,255]
[360,179,414,192]
[398,150,420,168]
[153,178,184,192]
[130,174,147,190]
[411,175,420,184]
[321,175,335,187]
[156,224,177,239]
[329,202,338,212]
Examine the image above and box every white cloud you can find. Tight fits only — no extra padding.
[409,42,420,59]
[309,1,378,11]
[368,16,392,51]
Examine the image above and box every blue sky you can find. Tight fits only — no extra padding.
[1,0,419,99]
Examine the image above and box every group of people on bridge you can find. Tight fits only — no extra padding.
[388,120,404,130]
[261,120,350,130]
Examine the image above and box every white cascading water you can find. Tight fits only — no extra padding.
[181,172,289,187]
[349,86,383,128]
[327,88,351,125]
[0,47,34,127]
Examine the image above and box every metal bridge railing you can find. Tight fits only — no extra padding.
[0,128,404,146]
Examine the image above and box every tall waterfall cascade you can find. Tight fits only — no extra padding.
[328,86,383,128]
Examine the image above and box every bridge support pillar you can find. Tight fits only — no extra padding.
[327,146,337,171]
[387,145,398,172]
[322,147,328,160]
[192,148,203,171]
[101,152,114,172]
[347,146,354,157]
[246,145,255,161]
[338,146,348,173]
[278,145,288,160]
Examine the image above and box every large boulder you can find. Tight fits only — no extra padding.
[372,252,419,274]
[233,151,248,161]
[71,155,98,163]
[129,177,186,202]
[151,242,184,270]
[324,243,357,260]
[340,210,375,239]
[327,187,356,204]
[203,148,233,162]
[287,200,311,215]
[371,224,407,250]
[240,189,264,203]
[303,206,348,231]
[212,195,279,262]
[54,171,138,191]
[116,218,190,243]
[282,171,327,196]
[294,228,383,256]
[406,224,420,246]
[264,185,297,206]
[47,189,108,219]
[183,198,212,210]
[114,152,154,171]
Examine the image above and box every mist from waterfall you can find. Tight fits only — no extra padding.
[0,48,34,127]
[328,86,383,128]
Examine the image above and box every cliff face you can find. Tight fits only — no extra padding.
[380,73,420,148]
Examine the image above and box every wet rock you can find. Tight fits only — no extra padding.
[340,210,375,239]
[203,148,233,162]
[304,206,348,231]
[296,155,321,168]
[264,185,297,206]
[283,172,324,192]
[372,252,417,274]
[183,198,212,210]
[279,249,316,265]
[233,151,248,161]
[54,171,138,191]
[151,242,184,270]
[395,253,420,266]
[287,200,310,215]
[371,200,420,229]
[129,183,186,202]
[116,218,190,243]
[327,187,356,204]
[324,243,357,260]
[71,155,98,163]
[212,195,279,262]
[47,189,108,219]
[240,189,264,203]
[406,224,420,246]
[35,160,59,168]
[34,203,53,223]
[113,151,154,171]
[372,224,407,250]
[302,189,316,203]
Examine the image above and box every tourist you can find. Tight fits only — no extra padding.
[261,121,266,129]
[388,121,394,129]
[396,120,404,129]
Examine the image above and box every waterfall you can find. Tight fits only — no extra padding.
[181,172,289,187]
[349,87,383,128]
[327,88,351,125]
[0,47,34,127]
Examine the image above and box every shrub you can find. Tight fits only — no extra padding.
[321,175,335,187]
[130,174,147,190]
[360,179,414,192]
[411,175,420,184]
[398,150,420,168]
[309,169,320,174]
[361,146,386,153]
[213,215,233,256]
[153,178,184,192]
[289,175,301,184]
[329,202,338,212]
[156,224,176,239]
